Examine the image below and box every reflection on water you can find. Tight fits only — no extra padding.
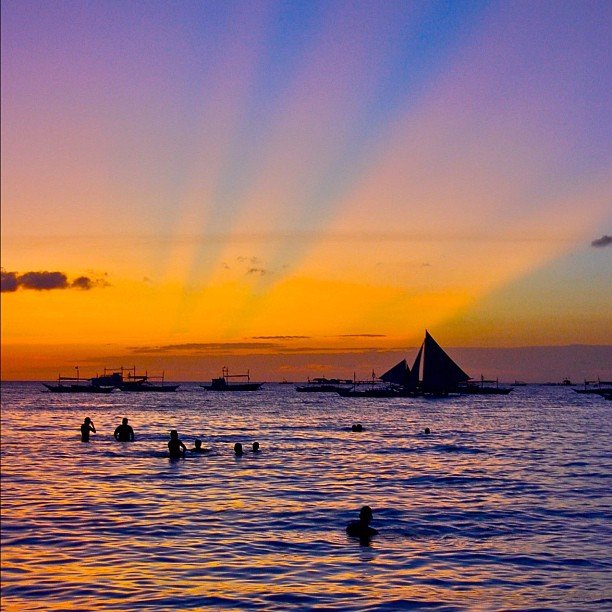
[1,383,611,610]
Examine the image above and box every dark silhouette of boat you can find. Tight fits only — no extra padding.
[338,331,511,397]
[201,367,263,391]
[44,366,179,392]
[43,368,116,393]
[573,378,612,395]
[296,377,353,393]
[115,367,179,392]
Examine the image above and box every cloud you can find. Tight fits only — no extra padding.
[1,270,19,292]
[1,269,109,292]
[129,342,280,354]
[591,235,611,248]
[246,267,267,275]
[251,335,311,340]
[338,334,387,338]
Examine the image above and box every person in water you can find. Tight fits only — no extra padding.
[252,442,260,453]
[168,430,187,459]
[234,442,243,456]
[80,417,96,442]
[113,417,135,442]
[346,505,378,540]
[424,427,431,435]
[190,439,210,453]
[351,423,363,432]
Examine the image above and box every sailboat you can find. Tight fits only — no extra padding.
[411,331,511,395]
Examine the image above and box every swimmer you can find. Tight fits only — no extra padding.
[252,441,260,453]
[81,417,96,442]
[234,442,243,456]
[424,427,431,435]
[168,430,187,459]
[346,505,378,540]
[113,417,135,442]
[351,423,363,432]
[190,439,210,453]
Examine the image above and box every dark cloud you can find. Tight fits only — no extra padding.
[1,269,109,292]
[252,335,311,340]
[247,267,267,275]
[338,334,387,338]
[1,270,19,292]
[16,271,68,290]
[591,235,611,248]
[129,342,280,354]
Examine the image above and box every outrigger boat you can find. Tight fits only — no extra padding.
[296,377,353,393]
[89,367,179,391]
[43,368,116,393]
[573,378,612,396]
[201,367,263,391]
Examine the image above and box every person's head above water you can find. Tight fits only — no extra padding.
[234,442,243,455]
[170,429,179,439]
[359,505,374,524]
[122,417,129,425]
[424,427,431,435]
[84,417,91,424]
[252,442,260,452]
[351,423,363,432]
[194,439,202,449]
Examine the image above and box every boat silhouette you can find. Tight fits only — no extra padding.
[201,367,263,391]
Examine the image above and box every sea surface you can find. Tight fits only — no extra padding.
[1,382,611,611]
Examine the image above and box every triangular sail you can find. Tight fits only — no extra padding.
[379,359,410,386]
[407,344,423,391]
[422,331,470,393]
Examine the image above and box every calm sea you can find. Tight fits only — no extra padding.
[1,382,610,611]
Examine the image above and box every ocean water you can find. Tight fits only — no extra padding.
[1,382,610,611]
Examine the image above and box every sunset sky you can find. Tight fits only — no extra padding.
[2,0,610,381]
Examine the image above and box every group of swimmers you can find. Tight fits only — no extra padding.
[80,416,433,543]
[80,416,260,460]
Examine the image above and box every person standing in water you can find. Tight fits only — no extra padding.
[113,417,135,442]
[81,417,96,442]
[168,430,187,459]
[346,505,378,540]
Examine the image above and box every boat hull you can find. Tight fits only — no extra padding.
[201,383,263,391]
[43,384,115,393]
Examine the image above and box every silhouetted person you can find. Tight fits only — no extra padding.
[190,439,210,453]
[346,505,378,541]
[168,430,187,459]
[252,442,260,453]
[424,427,431,435]
[234,442,243,456]
[114,417,134,442]
[81,417,96,442]
[351,423,363,432]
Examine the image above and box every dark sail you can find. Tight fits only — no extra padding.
[421,331,470,393]
[379,359,410,386]
[407,344,423,391]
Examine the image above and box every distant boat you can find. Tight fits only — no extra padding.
[337,363,412,397]
[338,331,511,398]
[91,367,179,392]
[573,378,612,395]
[43,371,116,393]
[296,377,353,393]
[201,367,263,391]
[119,367,179,392]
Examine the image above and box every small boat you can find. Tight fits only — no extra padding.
[336,364,413,397]
[573,378,612,395]
[42,370,116,393]
[201,367,263,391]
[119,367,179,392]
[457,376,513,395]
[296,377,353,393]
